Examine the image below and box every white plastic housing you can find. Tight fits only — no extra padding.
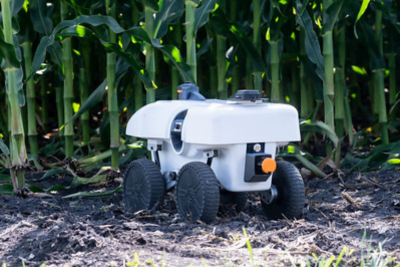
[126,99,300,192]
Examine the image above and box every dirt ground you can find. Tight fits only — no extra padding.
[1,168,400,267]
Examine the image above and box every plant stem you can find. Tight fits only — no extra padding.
[270,40,280,102]
[79,41,90,146]
[322,0,335,153]
[55,86,64,138]
[216,0,227,99]
[106,0,120,169]
[40,76,49,129]
[21,28,39,159]
[61,3,74,158]
[374,9,388,144]
[171,23,182,99]
[145,6,156,103]
[186,0,197,83]
[388,53,396,106]
[245,59,254,89]
[2,0,27,189]
[301,30,312,117]
[334,21,346,164]
[230,0,239,94]
[253,0,262,92]
[134,74,143,111]
[291,62,299,109]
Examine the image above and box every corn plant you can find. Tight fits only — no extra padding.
[0,0,28,192]
[61,1,75,158]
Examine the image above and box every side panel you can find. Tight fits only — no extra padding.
[156,142,277,192]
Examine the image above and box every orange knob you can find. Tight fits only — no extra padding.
[261,158,277,174]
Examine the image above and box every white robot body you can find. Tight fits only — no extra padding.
[126,95,300,192]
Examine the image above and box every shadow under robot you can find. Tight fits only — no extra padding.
[124,83,305,223]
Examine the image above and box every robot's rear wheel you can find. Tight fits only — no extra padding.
[260,161,305,219]
[175,162,220,223]
[123,158,165,213]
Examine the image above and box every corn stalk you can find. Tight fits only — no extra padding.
[185,0,198,83]
[322,0,335,152]
[171,23,182,99]
[253,0,262,92]
[1,0,27,190]
[334,19,345,163]
[230,0,239,94]
[79,40,90,146]
[40,75,49,129]
[374,7,389,144]
[144,2,156,103]
[21,27,39,160]
[106,0,120,169]
[61,2,74,158]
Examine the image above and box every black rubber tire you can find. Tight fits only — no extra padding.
[220,191,248,213]
[261,161,305,219]
[123,158,165,213]
[175,162,220,223]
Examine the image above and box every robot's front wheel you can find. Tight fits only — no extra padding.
[175,162,220,223]
[123,159,165,213]
[260,161,305,219]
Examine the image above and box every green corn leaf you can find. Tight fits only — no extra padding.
[28,15,155,88]
[0,33,20,68]
[295,0,325,81]
[30,169,71,182]
[63,186,122,199]
[0,0,24,22]
[196,37,214,59]
[210,9,264,72]
[101,42,155,89]
[69,174,107,188]
[29,0,62,78]
[322,0,345,35]
[295,154,326,178]
[29,15,125,80]
[30,0,53,36]
[125,27,195,83]
[64,79,107,127]
[154,0,184,38]
[353,0,370,39]
[0,136,10,156]
[58,25,97,38]
[64,58,129,126]
[299,55,323,100]
[159,45,195,82]
[387,158,400,165]
[278,145,326,178]
[0,184,13,195]
[300,120,339,149]
[359,19,385,70]
[142,0,159,12]
[194,0,216,34]
[372,0,400,35]
[27,185,45,193]
[0,174,11,182]
[2,36,24,107]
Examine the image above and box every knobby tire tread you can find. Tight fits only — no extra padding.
[261,161,305,219]
[176,162,220,224]
[123,158,165,212]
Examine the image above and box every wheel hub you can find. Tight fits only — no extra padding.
[260,185,278,204]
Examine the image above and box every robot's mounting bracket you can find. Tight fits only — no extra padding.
[204,150,219,166]
[148,140,163,167]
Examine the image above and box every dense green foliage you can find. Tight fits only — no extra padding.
[1,0,400,193]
